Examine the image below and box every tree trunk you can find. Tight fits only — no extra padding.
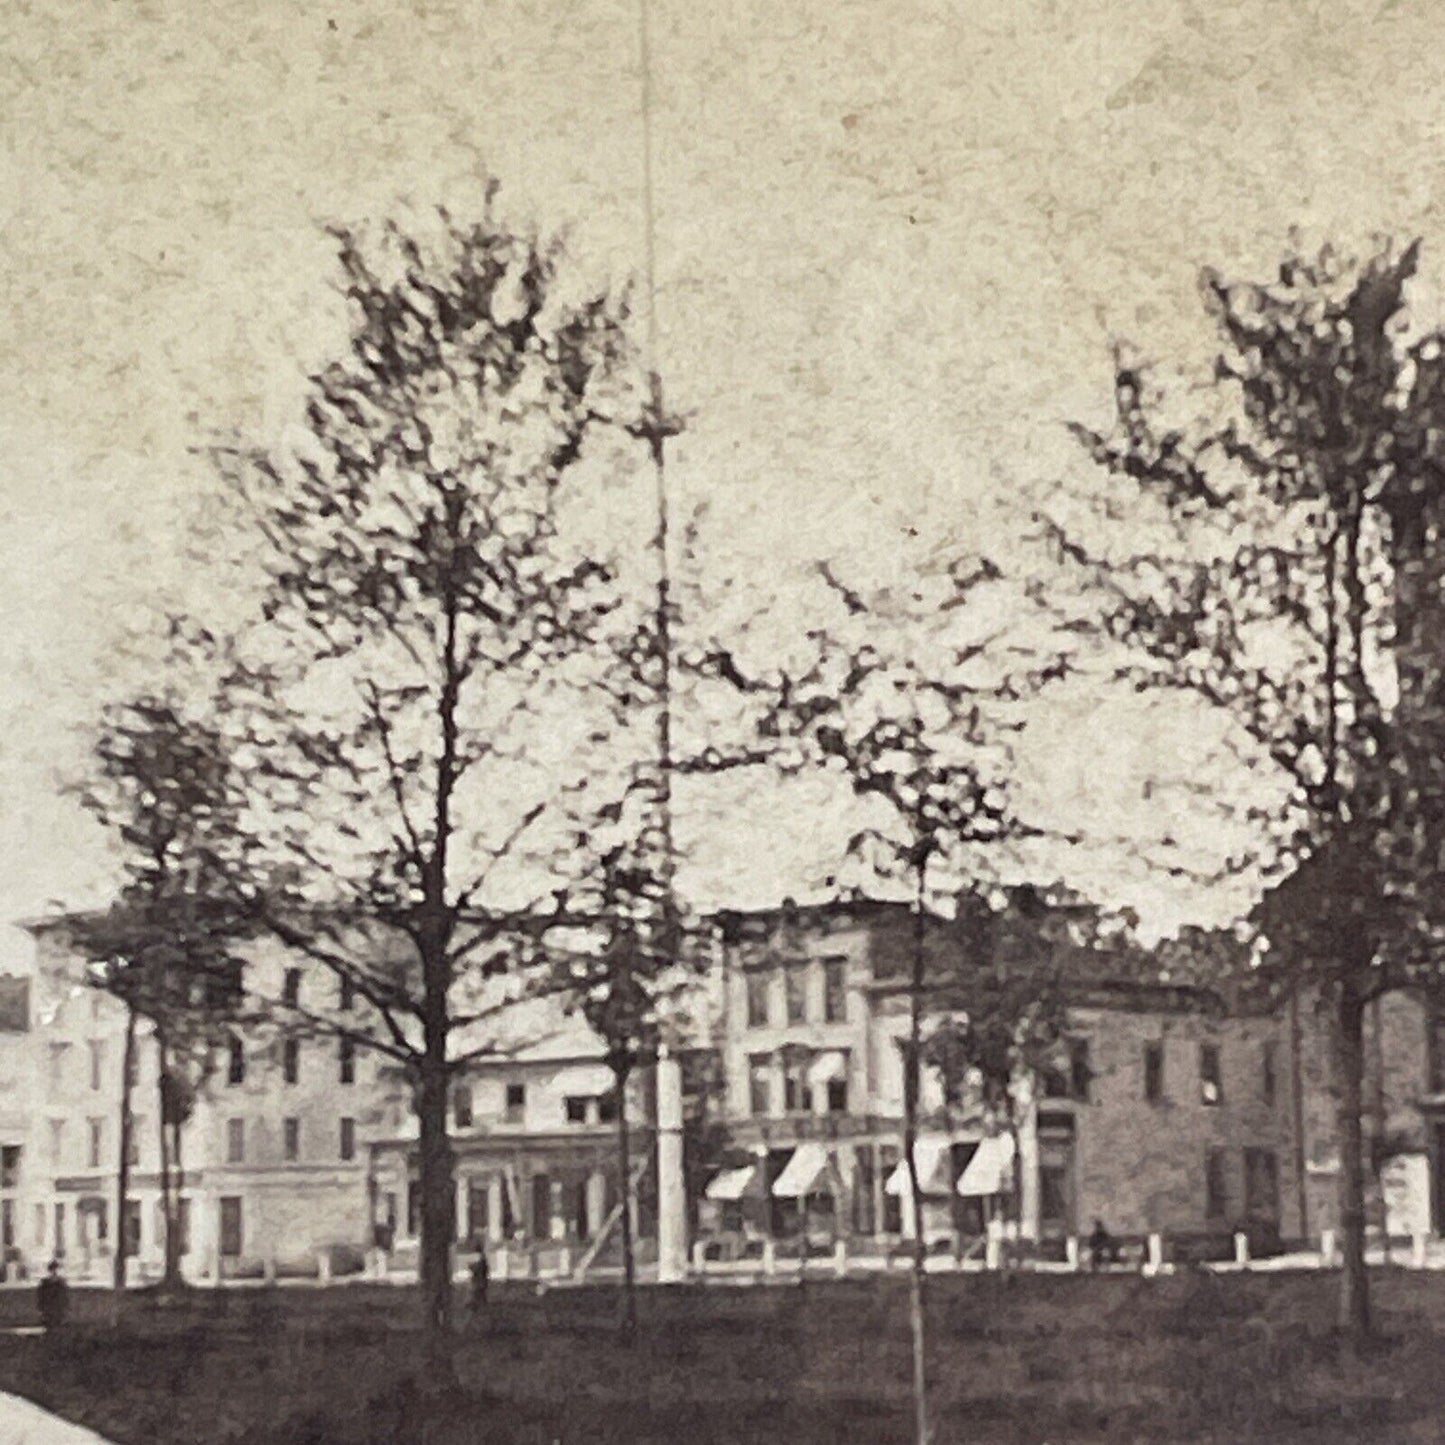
[1336,982,1371,1339]
[113,1006,138,1321]
[416,1053,454,1347]
[616,1070,638,1344]
[903,862,930,1445]
[156,1033,180,1293]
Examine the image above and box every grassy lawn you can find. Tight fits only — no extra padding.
[0,1270,1442,1442]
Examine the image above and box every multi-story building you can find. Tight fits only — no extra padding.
[19,896,1445,1280]
[698,900,1317,1256]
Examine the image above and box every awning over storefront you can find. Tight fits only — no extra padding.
[771,1142,832,1198]
[884,1137,954,1197]
[705,1165,759,1202]
[957,1134,1016,1197]
[807,1051,847,1087]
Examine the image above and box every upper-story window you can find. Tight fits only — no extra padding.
[823,959,847,1023]
[748,1055,771,1116]
[339,1038,356,1086]
[504,1083,525,1124]
[1430,1009,1445,1094]
[1143,1041,1164,1104]
[785,966,808,1025]
[88,1040,104,1092]
[1261,1040,1277,1107]
[745,971,770,1029]
[88,1119,103,1169]
[564,1096,592,1125]
[227,1037,245,1087]
[0,1146,20,1190]
[1068,1038,1091,1102]
[226,1118,245,1164]
[48,1119,65,1166]
[783,1056,812,1113]
[1200,1043,1223,1106]
[283,1038,300,1086]
[283,969,301,1008]
[453,1085,473,1129]
[283,1118,300,1162]
[339,1117,356,1162]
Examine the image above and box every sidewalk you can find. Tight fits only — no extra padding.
[0,1393,116,1444]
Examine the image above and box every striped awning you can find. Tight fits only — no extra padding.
[958,1134,1016,1197]
[705,1165,759,1201]
[884,1137,954,1197]
[771,1143,832,1198]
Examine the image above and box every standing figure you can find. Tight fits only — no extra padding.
[469,1243,490,1323]
[37,1260,68,1332]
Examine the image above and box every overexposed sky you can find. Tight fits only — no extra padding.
[6,0,1445,963]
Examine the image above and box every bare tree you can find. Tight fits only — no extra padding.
[199,188,665,1348]
[1049,237,1445,1339]
[68,691,252,1301]
[745,561,1056,1445]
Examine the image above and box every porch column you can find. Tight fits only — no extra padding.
[586,1170,607,1243]
[486,1176,505,1246]
[872,1141,885,1239]
[455,1175,470,1244]
[1019,1103,1041,1243]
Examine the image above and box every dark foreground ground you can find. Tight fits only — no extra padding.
[0,1270,1441,1443]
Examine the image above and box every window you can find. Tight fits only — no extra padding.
[122,1200,140,1258]
[454,1085,473,1129]
[126,1118,141,1168]
[598,1089,619,1124]
[1068,1038,1091,1103]
[1205,1147,1229,1220]
[1431,1011,1445,1094]
[531,1173,551,1239]
[504,1083,525,1123]
[339,1117,356,1162]
[283,1038,300,1086]
[823,959,847,1023]
[745,971,770,1029]
[227,1037,245,1086]
[283,1118,300,1162]
[1261,1041,1277,1107]
[339,1038,356,1086]
[826,1076,849,1114]
[88,1119,104,1170]
[175,1197,191,1256]
[783,1058,812,1114]
[1200,1043,1222,1106]
[1244,1147,1279,1221]
[339,975,356,1012]
[0,1146,20,1190]
[226,1118,245,1164]
[1040,1164,1070,1229]
[88,1039,105,1091]
[48,1119,65,1166]
[283,969,301,1007]
[219,1197,243,1258]
[748,1055,772,1117]
[1144,1041,1164,1104]
[564,1096,590,1125]
[54,1202,67,1258]
[785,966,808,1025]
[2,1200,13,1251]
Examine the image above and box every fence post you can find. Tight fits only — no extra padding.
[495,1247,510,1283]
[1065,1236,1080,1272]
[1320,1229,1336,1267]
[1233,1232,1249,1267]
[834,1239,848,1278]
[316,1250,331,1285]
[762,1238,776,1278]
[1413,1232,1429,1269]
[1146,1234,1163,1275]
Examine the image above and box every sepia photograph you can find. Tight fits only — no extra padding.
[4,1,1445,1440]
